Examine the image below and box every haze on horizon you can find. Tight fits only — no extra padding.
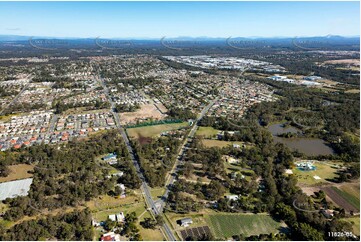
[0,1,360,39]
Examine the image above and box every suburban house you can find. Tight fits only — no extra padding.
[108,212,125,223]
[101,232,121,241]
[225,194,239,201]
[179,218,193,227]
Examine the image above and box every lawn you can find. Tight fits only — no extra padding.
[292,161,340,185]
[202,139,244,148]
[195,127,219,138]
[332,186,360,210]
[150,187,166,201]
[206,213,282,239]
[0,164,34,183]
[126,122,188,139]
[138,212,165,241]
[341,217,360,236]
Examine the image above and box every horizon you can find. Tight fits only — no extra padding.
[0,1,359,38]
[0,34,360,40]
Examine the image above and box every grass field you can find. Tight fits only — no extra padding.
[202,139,244,148]
[206,213,282,239]
[341,217,360,236]
[150,187,166,201]
[0,164,34,183]
[292,161,340,185]
[331,186,360,210]
[195,127,219,138]
[126,122,188,139]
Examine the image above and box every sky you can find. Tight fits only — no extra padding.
[0,1,359,38]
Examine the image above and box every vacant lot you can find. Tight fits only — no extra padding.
[196,127,219,138]
[127,122,188,139]
[202,139,244,148]
[206,213,282,239]
[0,164,34,183]
[119,104,166,125]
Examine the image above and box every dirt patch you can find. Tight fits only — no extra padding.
[119,104,166,125]
[154,103,168,114]
[138,135,152,145]
[301,186,320,196]
[0,164,34,183]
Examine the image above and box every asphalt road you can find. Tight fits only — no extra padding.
[160,98,218,211]
[97,76,177,241]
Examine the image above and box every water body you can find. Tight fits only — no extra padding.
[268,123,335,156]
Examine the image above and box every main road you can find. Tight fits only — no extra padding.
[96,76,177,241]
[159,98,218,210]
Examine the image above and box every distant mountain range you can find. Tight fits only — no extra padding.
[0,34,359,42]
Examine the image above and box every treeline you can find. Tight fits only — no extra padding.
[3,102,45,115]
[167,107,197,121]
[53,99,110,114]
[0,209,93,241]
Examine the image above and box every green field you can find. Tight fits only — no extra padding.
[206,213,282,239]
[195,127,219,138]
[332,187,360,210]
[341,217,360,236]
[126,122,188,139]
[150,187,166,201]
[292,161,340,185]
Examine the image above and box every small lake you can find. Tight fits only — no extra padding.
[268,123,335,156]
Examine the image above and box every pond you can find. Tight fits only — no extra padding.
[268,123,335,156]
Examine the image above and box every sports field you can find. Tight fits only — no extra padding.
[126,122,188,139]
[206,213,282,239]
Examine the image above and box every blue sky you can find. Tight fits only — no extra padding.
[0,1,359,38]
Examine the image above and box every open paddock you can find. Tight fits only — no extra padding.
[0,164,34,183]
[201,139,245,148]
[126,122,188,139]
[119,104,166,125]
[206,213,283,239]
